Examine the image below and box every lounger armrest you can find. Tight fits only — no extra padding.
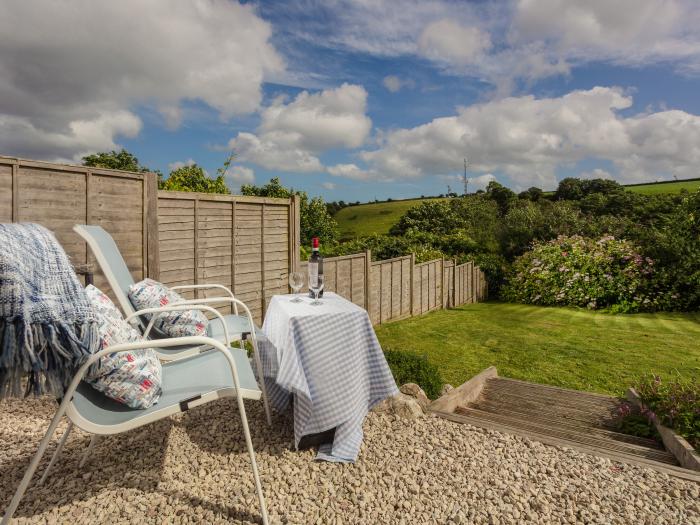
[169,284,238,315]
[170,283,235,298]
[125,304,230,344]
[170,296,254,319]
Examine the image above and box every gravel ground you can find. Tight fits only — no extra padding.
[1,396,698,524]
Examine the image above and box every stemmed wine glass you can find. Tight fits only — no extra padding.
[288,272,305,303]
[310,274,324,306]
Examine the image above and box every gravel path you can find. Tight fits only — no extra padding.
[1,396,698,524]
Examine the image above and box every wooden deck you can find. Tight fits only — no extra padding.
[434,376,700,482]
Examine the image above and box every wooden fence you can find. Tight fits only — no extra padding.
[156,192,300,322]
[1,154,485,326]
[0,156,159,296]
[303,250,487,325]
[0,155,299,324]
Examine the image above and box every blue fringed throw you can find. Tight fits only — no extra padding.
[0,223,100,398]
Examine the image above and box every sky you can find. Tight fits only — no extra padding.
[1,1,700,202]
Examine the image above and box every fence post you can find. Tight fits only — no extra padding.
[452,259,457,307]
[289,194,301,273]
[364,249,372,312]
[409,252,415,316]
[144,172,160,281]
[440,257,446,310]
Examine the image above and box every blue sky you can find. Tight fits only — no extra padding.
[2,1,700,202]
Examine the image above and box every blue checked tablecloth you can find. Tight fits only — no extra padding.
[260,292,398,462]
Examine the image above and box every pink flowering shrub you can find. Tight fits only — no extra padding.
[635,374,699,451]
[501,235,661,312]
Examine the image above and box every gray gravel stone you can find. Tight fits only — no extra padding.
[0,396,698,524]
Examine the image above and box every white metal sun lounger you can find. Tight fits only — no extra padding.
[73,224,272,425]
[1,334,270,525]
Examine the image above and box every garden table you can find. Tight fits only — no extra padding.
[260,292,398,462]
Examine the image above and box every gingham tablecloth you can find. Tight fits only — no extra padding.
[260,292,398,462]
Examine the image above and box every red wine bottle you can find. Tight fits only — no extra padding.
[308,237,324,298]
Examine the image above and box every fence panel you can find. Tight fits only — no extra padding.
[0,156,158,298]
[157,192,293,324]
[412,258,444,316]
[368,255,412,324]
[300,252,368,309]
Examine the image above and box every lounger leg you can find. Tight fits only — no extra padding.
[234,394,269,525]
[246,336,272,426]
[38,421,74,485]
[2,404,71,524]
[79,435,99,468]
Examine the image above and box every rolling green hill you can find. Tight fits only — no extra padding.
[334,179,700,240]
[624,179,700,195]
[335,197,448,239]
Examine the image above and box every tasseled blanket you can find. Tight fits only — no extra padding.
[0,223,99,398]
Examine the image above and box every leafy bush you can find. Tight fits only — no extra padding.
[501,235,660,312]
[161,164,230,194]
[617,413,659,441]
[241,177,339,246]
[635,374,699,450]
[383,349,443,399]
[326,233,446,263]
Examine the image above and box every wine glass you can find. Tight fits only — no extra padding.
[310,274,324,306]
[289,272,305,303]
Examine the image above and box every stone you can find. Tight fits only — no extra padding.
[440,384,455,396]
[390,393,425,419]
[399,383,430,408]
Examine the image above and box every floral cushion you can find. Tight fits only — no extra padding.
[84,285,162,409]
[128,278,208,337]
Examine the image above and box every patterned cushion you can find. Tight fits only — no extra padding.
[84,285,162,409]
[128,278,208,337]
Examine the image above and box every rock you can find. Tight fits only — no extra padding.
[440,384,455,396]
[371,397,392,413]
[399,383,429,408]
[372,393,424,418]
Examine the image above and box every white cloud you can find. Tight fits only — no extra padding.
[383,76,402,93]
[327,163,375,180]
[418,20,491,66]
[382,75,415,93]
[269,1,700,92]
[168,158,196,171]
[0,110,141,163]
[360,87,700,189]
[512,0,700,67]
[382,75,401,93]
[322,181,336,190]
[225,165,255,186]
[228,84,371,173]
[579,168,613,180]
[0,0,283,161]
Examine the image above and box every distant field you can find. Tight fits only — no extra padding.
[334,197,447,239]
[624,179,700,195]
[335,179,700,239]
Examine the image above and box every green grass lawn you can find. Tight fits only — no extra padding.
[375,302,700,396]
[334,198,447,239]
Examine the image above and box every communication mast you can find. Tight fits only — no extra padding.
[463,158,468,195]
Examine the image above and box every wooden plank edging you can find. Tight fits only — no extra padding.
[429,366,498,413]
[626,388,700,472]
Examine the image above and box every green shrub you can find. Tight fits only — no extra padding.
[383,349,444,399]
[635,374,699,450]
[501,235,663,312]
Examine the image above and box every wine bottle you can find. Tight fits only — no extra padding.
[307,237,324,298]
